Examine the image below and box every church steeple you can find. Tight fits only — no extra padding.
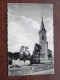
[39,17,46,33]
[38,16,48,60]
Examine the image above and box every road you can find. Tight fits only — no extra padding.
[28,69,54,75]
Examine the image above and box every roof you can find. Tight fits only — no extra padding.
[39,17,46,33]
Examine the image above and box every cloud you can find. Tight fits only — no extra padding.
[8,15,54,54]
[20,16,40,30]
[8,18,36,54]
[8,4,54,55]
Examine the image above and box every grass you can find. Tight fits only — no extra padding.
[8,63,54,76]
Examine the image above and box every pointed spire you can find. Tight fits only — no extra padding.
[39,16,46,33]
[40,16,44,30]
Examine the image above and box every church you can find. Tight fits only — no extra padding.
[31,17,53,64]
[38,17,52,62]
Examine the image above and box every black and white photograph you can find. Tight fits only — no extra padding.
[7,3,54,76]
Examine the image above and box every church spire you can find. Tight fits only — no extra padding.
[39,16,46,33]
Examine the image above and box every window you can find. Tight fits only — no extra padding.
[42,35,44,40]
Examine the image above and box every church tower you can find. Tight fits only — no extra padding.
[38,17,48,61]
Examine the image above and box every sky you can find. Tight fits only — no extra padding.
[7,3,54,55]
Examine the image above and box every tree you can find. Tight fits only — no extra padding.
[23,52,27,62]
[8,52,14,65]
[20,45,31,61]
[14,52,20,60]
[48,53,52,58]
[30,43,41,64]
[8,52,14,59]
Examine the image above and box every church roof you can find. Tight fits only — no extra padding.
[39,17,46,33]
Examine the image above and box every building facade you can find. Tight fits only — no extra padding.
[38,17,48,61]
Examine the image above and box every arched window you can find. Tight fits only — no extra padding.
[42,35,44,40]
